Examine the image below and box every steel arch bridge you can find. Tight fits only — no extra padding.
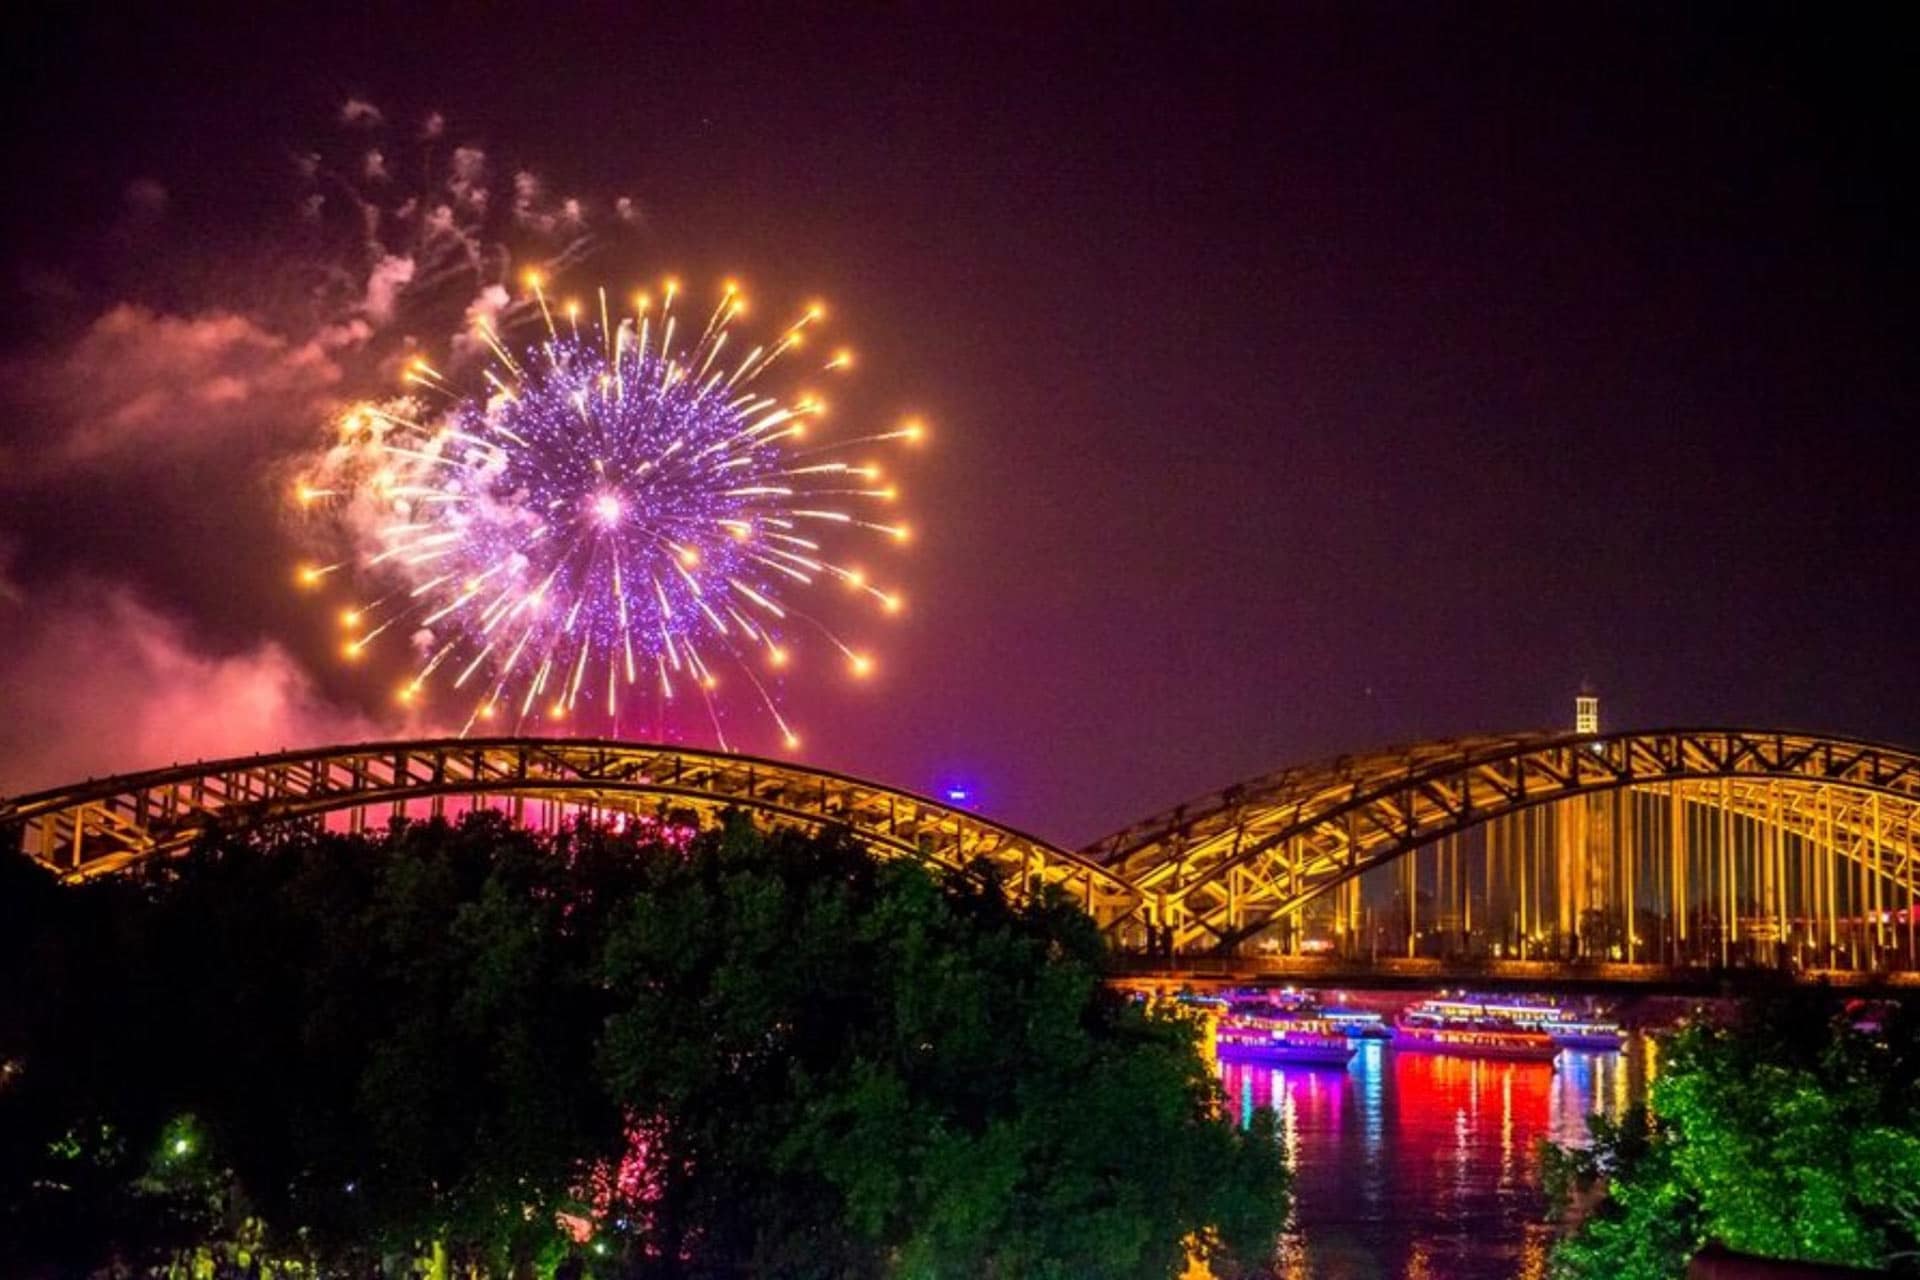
[0,738,1138,920]
[5,727,1920,977]
[1083,727,1920,971]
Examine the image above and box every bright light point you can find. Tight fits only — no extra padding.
[678,547,700,567]
[832,348,854,369]
[549,702,566,719]
[342,641,363,660]
[566,300,581,318]
[849,654,872,677]
[663,276,680,293]
[890,524,912,543]
[479,704,496,720]
[295,565,321,587]
[882,594,902,614]
[592,493,624,526]
[806,302,826,320]
[903,419,926,443]
[945,787,970,804]
[523,270,544,289]
[395,685,415,705]
[295,483,316,505]
[783,732,801,749]
[340,609,361,627]
[172,1138,190,1157]
[769,647,789,668]
[846,568,866,588]
[702,675,718,690]
[723,278,740,295]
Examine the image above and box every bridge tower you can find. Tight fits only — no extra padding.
[1571,688,1621,957]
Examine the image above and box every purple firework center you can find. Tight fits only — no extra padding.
[300,281,914,748]
[445,334,776,688]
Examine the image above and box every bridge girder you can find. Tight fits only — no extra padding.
[0,738,1140,923]
[7,728,1920,965]
[1081,729,1920,950]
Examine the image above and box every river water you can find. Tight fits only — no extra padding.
[1222,1034,1657,1278]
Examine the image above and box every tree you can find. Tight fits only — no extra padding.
[0,811,1287,1277]
[595,813,1287,1277]
[1544,991,1920,1279]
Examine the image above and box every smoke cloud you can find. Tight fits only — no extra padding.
[0,585,392,796]
[5,305,350,473]
[0,99,638,797]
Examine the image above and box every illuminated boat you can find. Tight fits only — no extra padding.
[1417,995,1626,1051]
[1214,1016,1357,1067]
[1319,1006,1391,1039]
[1391,1003,1560,1062]
[1541,1018,1628,1051]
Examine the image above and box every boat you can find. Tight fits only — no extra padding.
[1319,1006,1392,1040]
[1391,1000,1560,1062]
[1215,1014,1358,1067]
[1542,1018,1629,1051]
[1416,995,1626,1051]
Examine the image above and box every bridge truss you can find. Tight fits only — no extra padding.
[1083,728,1920,971]
[0,738,1139,923]
[6,728,1920,975]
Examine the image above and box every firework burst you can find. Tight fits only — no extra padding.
[297,276,920,749]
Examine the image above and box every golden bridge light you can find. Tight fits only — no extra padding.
[11,731,1918,979]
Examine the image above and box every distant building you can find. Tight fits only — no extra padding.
[1575,689,1599,735]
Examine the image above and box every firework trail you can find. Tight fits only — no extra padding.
[290,100,638,349]
[297,276,921,750]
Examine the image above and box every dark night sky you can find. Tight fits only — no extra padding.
[2,3,1914,842]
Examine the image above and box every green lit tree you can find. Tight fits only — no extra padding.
[596,814,1288,1277]
[1545,992,1920,1278]
[0,811,1287,1277]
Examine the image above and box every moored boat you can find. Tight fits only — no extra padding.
[1417,995,1626,1051]
[1543,1019,1628,1051]
[1319,1006,1391,1039]
[1390,1017,1560,1062]
[1391,999,1560,1062]
[1215,1015,1357,1067]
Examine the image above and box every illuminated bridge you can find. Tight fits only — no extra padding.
[5,727,1919,984]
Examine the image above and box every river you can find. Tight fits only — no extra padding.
[1222,1033,1657,1278]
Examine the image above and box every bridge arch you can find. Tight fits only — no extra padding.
[9,727,1919,975]
[1085,728,1920,962]
[0,738,1139,920]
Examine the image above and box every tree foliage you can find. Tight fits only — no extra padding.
[1544,991,1920,1279]
[0,811,1286,1277]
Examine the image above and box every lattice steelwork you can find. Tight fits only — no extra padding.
[1084,729,1920,969]
[0,738,1139,924]
[8,728,1920,975]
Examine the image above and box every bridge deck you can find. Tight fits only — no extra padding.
[1113,954,1920,995]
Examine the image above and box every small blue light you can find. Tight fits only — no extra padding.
[946,787,970,803]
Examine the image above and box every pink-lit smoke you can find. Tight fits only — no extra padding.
[0,102,635,796]
[0,585,388,797]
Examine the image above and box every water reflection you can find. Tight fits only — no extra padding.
[1220,1035,1653,1278]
